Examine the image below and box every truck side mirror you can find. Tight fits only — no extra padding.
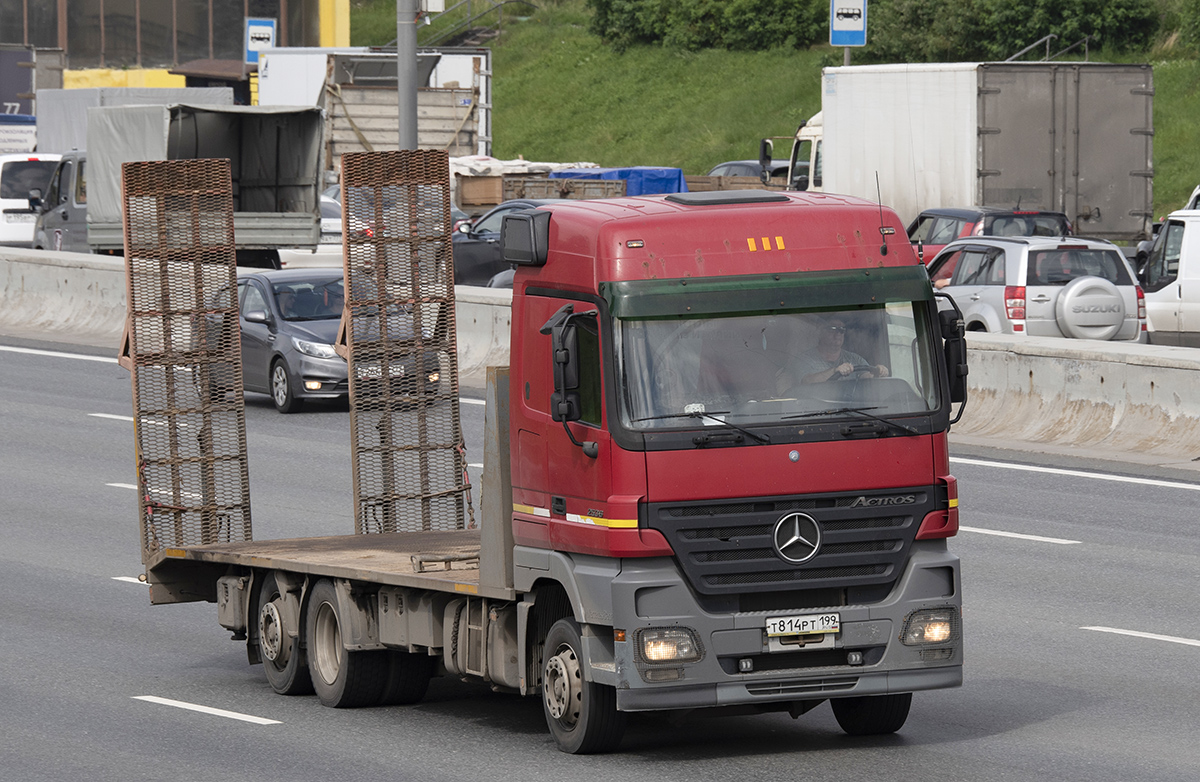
[938,306,968,406]
[28,188,42,211]
[502,209,551,266]
[539,303,599,458]
[792,174,809,192]
[758,139,773,184]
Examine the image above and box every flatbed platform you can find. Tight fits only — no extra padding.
[145,530,517,604]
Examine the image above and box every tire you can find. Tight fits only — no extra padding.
[256,572,313,695]
[305,579,389,708]
[830,693,912,736]
[271,359,305,413]
[541,618,626,754]
[379,650,435,705]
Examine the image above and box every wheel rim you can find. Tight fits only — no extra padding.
[543,643,582,728]
[313,600,341,686]
[272,364,289,407]
[259,599,287,664]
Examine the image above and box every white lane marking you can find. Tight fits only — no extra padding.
[0,345,117,363]
[92,413,187,428]
[467,463,483,469]
[112,576,147,585]
[107,483,137,490]
[1082,626,1200,648]
[959,525,1080,545]
[133,696,281,725]
[90,413,134,422]
[950,456,1200,492]
[460,398,485,406]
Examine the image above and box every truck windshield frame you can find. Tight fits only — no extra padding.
[603,268,946,449]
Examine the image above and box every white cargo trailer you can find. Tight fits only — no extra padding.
[779,62,1154,242]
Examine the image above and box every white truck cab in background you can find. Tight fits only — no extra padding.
[1141,209,1200,347]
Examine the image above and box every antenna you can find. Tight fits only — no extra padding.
[876,172,891,256]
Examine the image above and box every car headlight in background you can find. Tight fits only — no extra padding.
[901,607,958,645]
[292,338,338,359]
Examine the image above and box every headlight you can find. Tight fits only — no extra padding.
[901,607,958,645]
[637,627,702,663]
[292,337,338,359]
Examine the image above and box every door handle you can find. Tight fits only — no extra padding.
[969,294,981,301]
[1031,295,1051,303]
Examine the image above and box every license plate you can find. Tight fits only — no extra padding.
[4,213,34,223]
[765,612,840,637]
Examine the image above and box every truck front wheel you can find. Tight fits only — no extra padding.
[542,618,626,754]
[257,572,313,695]
[306,579,388,707]
[830,693,912,735]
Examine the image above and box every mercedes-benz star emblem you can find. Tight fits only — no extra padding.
[773,512,821,564]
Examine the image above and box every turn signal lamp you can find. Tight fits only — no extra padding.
[1136,286,1147,330]
[902,608,958,646]
[638,628,701,663]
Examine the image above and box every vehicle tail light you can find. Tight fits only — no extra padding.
[1136,285,1147,329]
[1004,285,1026,330]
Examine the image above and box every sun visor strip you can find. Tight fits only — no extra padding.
[602,266,934,319]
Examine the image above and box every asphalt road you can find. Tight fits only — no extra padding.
[3,339,1199,781]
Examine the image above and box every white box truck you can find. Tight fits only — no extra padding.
[774,62,1154,242]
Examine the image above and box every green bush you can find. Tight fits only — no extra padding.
[585,0,826,51]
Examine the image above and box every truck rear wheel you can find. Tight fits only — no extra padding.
[542,618,626,754]
[830,693,912,735]
[257,572,313,695]
[305,579,388,707]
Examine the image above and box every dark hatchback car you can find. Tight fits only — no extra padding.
[452,198,556,286]
[907,206,1073,261]
[235,269,439,413]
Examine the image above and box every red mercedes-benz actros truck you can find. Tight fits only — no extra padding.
[126,154,966,755]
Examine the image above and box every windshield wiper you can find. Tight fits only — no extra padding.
[633,410,770,444]
[784,406,917,435]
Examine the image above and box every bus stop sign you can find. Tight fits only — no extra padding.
[830,1,867,47]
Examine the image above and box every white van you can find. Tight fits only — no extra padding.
[0,153,61,246]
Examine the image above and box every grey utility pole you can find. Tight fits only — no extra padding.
[396,0,419,150]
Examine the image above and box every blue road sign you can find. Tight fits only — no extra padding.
[830,1,867,47]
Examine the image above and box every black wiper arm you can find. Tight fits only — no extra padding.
[784,406,917,435]
[633,410,770,444]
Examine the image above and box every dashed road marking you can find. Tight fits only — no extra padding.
[958,525,1081,545]
[1081,626,1200,648]
[133,696,281,725]
[950,456,1200,492]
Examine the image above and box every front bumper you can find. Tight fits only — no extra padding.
[605,541,962,712]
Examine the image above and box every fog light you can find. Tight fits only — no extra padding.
[739,658,753,672]
[638,627,702,663]
[902,607,958,646]
[847,650,863,666]
[304,381,322,391]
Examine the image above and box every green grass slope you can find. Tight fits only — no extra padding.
[353,0,1200,218]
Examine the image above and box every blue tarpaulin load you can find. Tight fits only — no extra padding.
[547,166,688,196]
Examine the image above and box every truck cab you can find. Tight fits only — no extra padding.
[501,189,964,742]
[1140,209,1200,346]
[31,151,89,253]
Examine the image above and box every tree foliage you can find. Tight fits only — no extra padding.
[586,0,1163,59]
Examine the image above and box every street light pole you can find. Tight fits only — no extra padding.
[397,0,419,150]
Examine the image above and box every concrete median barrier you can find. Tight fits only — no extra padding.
[0,248,512,383]
[6,245,1200,461]
[958,333,1200,462]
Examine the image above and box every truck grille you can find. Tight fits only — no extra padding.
[645,489,934,597]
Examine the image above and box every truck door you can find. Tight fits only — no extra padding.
[523,294,613,534]
[38,158,83,252]
[1141,219,1185,345]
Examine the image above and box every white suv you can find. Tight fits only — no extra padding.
[927,235,1145,341]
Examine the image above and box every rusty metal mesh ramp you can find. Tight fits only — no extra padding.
[341,150,472,536]
[121,159,251,564]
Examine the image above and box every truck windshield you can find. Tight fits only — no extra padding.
[615,302,941,432]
